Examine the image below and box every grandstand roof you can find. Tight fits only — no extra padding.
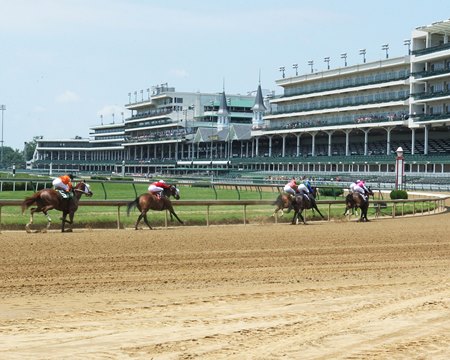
[416,19,450,34]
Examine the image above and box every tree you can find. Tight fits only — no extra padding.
[1,147,24,168]
[24,137,39,161]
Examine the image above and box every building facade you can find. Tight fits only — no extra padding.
[32,20,450,179]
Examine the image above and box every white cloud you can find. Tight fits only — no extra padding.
[56,90,80,103]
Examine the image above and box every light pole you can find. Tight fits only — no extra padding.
[308,60,314,73]
[0,104,5,167]
[340,53,347,67]
[382,44,389,59]
[292,63,298,76]
[395,147,405,190]
[324,57,330,70]
[404,39,411,55]
[279,66,285,78]
[210,100,214,162]
[359,49,366,63]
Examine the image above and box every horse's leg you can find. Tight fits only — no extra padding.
[313,204,325,219]
[60,212,68,232]
[299,210,306,225]
[134,211,149,230]
[168,208,183,224]
[363,205,370,222]
[25,208,38,233]
[291,210,298,225]
[272,206,282,218]
[64,212,74,232]
[142,212,152,230]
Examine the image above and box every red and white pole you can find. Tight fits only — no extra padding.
[395,147,404,190]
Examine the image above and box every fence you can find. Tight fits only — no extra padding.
[2,196,447,231]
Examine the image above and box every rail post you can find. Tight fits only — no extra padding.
[116,205,121,229]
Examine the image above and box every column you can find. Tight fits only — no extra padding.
[281,134,286,157]
[327,131,334,156]
[310,131,317,156]
[411,128,415,155]
[345,129,351,156]
[385,127,393,155]
[268,136,272,157]
[424,125,429,155]
[363,129,369,156]
[296,134,301,157]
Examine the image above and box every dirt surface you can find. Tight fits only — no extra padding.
[1,212,449,359]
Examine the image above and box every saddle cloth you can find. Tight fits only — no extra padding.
[57,190,72,199]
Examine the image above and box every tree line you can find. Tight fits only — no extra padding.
[1,137,37,169]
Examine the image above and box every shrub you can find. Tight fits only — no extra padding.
[319,187,344,197]
[390,189,408,200]
[191,182,211,188]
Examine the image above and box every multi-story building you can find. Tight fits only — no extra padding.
[32,19,450,179]
[32,83,259,175]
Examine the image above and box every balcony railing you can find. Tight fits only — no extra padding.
[412,42,450,56]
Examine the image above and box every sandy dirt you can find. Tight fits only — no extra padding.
[0,212,449,359]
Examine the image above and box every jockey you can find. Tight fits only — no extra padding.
[350,179,368,200]
[283,177,299,196]
[148,179,171,199]
[52,174,74,198]
[297,179,312,201]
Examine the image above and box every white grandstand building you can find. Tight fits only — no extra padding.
[32,19,450,181]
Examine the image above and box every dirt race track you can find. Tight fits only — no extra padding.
[1,212,449,359]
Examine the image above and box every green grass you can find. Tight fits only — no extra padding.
[0,178,439,230]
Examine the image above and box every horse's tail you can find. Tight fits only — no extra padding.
[126,197,139,216]
[21,193,39,214]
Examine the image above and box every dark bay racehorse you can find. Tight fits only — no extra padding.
[21,181,93,233]
[272,186,319,218]
[291,192,325,225]
[126,184,183,230]
[344,187,374,222]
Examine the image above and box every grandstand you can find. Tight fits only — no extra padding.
[31,19,450,183]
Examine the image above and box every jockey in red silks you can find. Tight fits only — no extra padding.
[148,180,171,199]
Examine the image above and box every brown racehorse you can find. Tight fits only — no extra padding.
[291,192,325,225]
[344,187,374,222]
[126,184,183,230]
[272,186,319,218]
[21,180,93,233]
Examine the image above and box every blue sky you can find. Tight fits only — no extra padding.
[0,0,447,149]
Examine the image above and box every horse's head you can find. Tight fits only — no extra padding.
[169,185,180,200]
[366,187,374,196]
[75,180,93,197]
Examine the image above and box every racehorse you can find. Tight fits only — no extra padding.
[21,180,93,233]
[291,192,325,225]
[343,187,374,222]
[126,184,183,230]
[272,186,319,218]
